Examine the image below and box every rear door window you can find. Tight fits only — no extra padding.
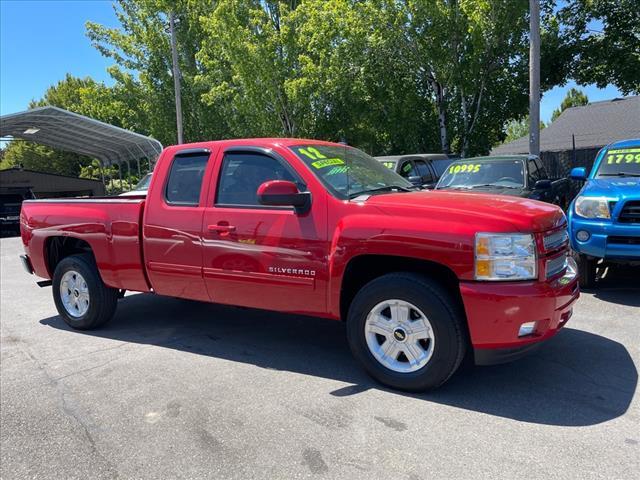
[165,152,210,206]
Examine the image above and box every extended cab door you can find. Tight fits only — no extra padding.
[143,147,214,301]
[201,146,329,316]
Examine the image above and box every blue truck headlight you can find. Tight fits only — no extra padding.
[574,196,611,219]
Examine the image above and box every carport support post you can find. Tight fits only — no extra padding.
[118,161,123,192]
[528,0,540,157]
[137,158,141,177]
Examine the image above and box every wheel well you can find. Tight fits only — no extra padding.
[45,237,94,276]
[340,255,463,321]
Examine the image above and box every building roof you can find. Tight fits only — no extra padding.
[0,106,163,166]
[492,96,640,155]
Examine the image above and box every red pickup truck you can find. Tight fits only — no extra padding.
[19,139,579,391]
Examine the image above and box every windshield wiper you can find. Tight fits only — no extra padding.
[349,185,413,198]
[599,172,640,177]
[469,184,520,189]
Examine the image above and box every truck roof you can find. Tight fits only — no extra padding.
[604,138,640,149]
[162,138,344,153]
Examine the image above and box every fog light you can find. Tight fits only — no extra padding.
[518,321,536,337]
[576,230,590,242]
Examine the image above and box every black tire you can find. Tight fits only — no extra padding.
[576,253,597,289]
[346,273,466,392]
[52,253,118,330]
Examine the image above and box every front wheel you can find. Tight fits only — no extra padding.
[52,253,118,330]
[346,273,466,391]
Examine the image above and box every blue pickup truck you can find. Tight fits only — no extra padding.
[568,138,640,288]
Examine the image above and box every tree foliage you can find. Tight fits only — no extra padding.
[2,0,634,180]
[551,88,589,122]
[501,115,545,144]
[556,0,640,95]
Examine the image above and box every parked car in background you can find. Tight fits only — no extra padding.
[435,155,571,209]
[1,187,34,235]
[375,154,455,189]
[568,138,640,288]
[119,172,152,197]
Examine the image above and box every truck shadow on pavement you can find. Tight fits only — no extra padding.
[587,266,640,307]
[40,293,637,427]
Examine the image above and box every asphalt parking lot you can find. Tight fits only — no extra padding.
[1,235,638,479]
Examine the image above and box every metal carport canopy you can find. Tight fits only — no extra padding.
[0,106,163,167]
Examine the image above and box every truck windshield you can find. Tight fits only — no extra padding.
[436,159,525,189]
[290,145,413,199]
[595,147,640,177]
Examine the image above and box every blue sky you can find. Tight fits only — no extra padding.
[0,0,626,123]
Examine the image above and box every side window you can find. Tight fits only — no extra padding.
[216,152,296,206]
[399,161,418,178]
[165,152,209,206]
[528,159,541,183]
[414,160,434,182]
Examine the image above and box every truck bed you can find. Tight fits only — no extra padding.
[20,197,150,292]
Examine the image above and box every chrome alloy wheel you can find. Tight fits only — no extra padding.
[60,270,90,317]
[364,299,435,373]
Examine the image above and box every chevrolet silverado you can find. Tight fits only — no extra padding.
[19,139,579,391]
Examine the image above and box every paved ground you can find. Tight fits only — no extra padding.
[1,235,638,479]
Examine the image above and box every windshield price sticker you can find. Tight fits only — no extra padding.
[382,162,395,169]
[606,148,640,164]
[448,163,481,174]
[311,158,345,169]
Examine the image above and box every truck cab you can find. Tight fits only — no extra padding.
[375,154,454,189]
[435,155,570,209]
[568,138,640,288]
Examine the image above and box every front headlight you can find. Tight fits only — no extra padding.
[574,196,610,219]
[475,233,537,281]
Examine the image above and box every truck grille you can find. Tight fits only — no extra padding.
[546,253,567,279]
[618,201,640,223]
[607,236,640,245]
[543,228,568,252]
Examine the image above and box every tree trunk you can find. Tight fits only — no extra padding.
[430,77,450,154]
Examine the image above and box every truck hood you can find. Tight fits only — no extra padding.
[363,190,565,233]
[581,177,640,198]
[438,186,530,198]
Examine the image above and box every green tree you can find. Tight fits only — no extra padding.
[550,88,588,121]
[501,116,545,144]
[86,0,228,146]
[403,0,536,156]
[557,0,640,95]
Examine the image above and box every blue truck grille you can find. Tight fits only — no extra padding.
[607,236,640,245]
[618,201,640,224]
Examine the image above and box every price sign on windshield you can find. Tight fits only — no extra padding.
[448,163,481,174]
[606,148,640,164]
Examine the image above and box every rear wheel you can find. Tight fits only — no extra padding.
[346,273,466,391]
[52,253,118,330]
[576,253,597,289]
